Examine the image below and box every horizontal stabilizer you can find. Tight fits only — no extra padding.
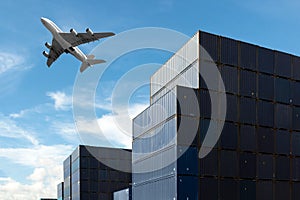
[80,58,106,73]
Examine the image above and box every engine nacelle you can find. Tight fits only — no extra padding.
[70,28,78,36]
[45,42,51,49]
[86,28,94,36]
[42,51,49,58]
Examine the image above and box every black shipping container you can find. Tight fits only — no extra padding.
[258,47,274,74]
[293,107,300,131]
[220,122,238,150]
[240,42,257,71]
[292,132,300,156]
[240,125,256,152]
[200,31,219,62]
[293,182,300,200]
[275,181,290,200]
[220,65,238,94]
[220,150,238,177]
[240,180,256,200]
[275,103,292,130]
[276,156,290,180]
[199,149,218,176]
[240,97,256,125]
[239,152,256,179]
[258,73,274,101]
[292,157,300,181]
[276,130,290,155]
[220,37,238,66]
[220,179,238,200]
[240,69,257,98]
[257,154,274,179]
[274,77,291,104]
[256,181,273,200]
[275,51,292,78]
[199,178,218,200]
[257,100,274,127]
[257,127,274,154]
[292,82,300,106]
[226,94,238,122]
[293,56,300,80]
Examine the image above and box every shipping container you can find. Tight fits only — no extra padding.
[258,73,274,101]
[274,77,291,104]
[219,65,238,94]
[256,181,273,200]
[275,103,292,130]
[293,56,300,80]
[225,94,238,122]
[220,122,238,150]
[257,154,274,179]
[240,180,256,200]
[257,100,274,127]
[240,42,257,71]
[292,132,300,156]
[220,37,238,67]
[258,47,274,74]
[239,152,256,179]
[257,127,274,153]
[276,156,290,180]
[240,97,256,125]
[275,130,290,155]
[239,69,257,98]
[275,51,292,78]
[199,148,218,176]
[275,181,290,200]
[199,178,218,200]
[220,150,238,177]
[240,125,256,152]
[220,179,238,200]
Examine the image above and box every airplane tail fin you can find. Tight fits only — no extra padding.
[80,55,106,73]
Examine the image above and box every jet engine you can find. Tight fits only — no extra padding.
[42,51,49,58]
[86,28,94,36]
[70,28,78,36]
[45,42,51,49]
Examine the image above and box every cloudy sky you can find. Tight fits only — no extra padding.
[0,0,300,199]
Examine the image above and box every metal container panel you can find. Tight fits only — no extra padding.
[240,125,256,152]
[275,77,291,104]
[292,82,300,106]
[256,181,273,200]
[239,152,256,179]
[176,86,200,117]
[226,94,238,122]
[240,180,256,200]
[292,157,300,181]
[293,182,300,200]
[220,122,238,150]
[220,150,238,177]
[293,106,300,131]
[177,146,198,175]
[177,116,199,146]
[276,130,290,155]
[275,51,292,78]
[199,178,218,200]
[220,65,238,94]
[257,100,274,127]
[258,73,274,101]
[293,56,300,80]
[257,154,274,180]
[240,97,256,125]
[200,31,219,62]
[150,33,199,97]
[258,47,274,74]
[198,89,211,118]
[199,148,218,176]
[257,127,274,154]
[220,179,238,200]
[292,132,300,156]
[240,42,257,71]
[275,103,292,130]
[275,181,290,200]
[239,69,257,98]
[276,156,290,180]
[220,37,238,67]
[177,175,199,199]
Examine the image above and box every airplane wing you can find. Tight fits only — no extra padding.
[46,39,64,67]
[59,32,115,47]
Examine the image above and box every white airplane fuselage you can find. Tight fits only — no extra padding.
[41,17,87,62]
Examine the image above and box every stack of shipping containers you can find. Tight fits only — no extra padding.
[62,145,132,200]
[132,31,300,199]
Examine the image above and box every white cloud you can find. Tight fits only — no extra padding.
[0,144,74,200]
[0,52,25,74]
[47,91,72,111]
[75,103,148,148]
[0,114,39,146]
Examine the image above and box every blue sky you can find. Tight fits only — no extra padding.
[0,0,300,199]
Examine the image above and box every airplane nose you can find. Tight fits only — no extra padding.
[41,17,46,24]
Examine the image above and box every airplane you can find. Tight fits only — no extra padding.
[41,17,115,72]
